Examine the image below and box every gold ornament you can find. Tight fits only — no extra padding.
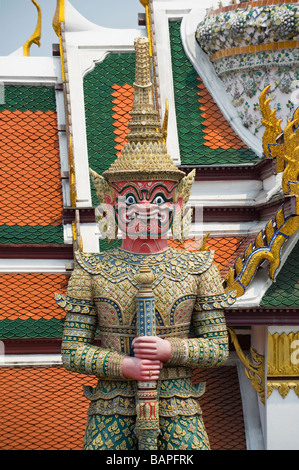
[268,332,299,378]
[23,0,42,56]
[228,328,265,404]
[102,37,185,184]
[260,85,299,194]
[268,381,299,399]
[282,119,299,195]
[259,85,283,166]
[225,205,299,297]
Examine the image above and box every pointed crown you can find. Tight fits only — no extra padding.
[103,37,185,183]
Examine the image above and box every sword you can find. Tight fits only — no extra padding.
[134,263,160,450]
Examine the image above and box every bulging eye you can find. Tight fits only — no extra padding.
[153,195,165,205]
[125,195,136,205]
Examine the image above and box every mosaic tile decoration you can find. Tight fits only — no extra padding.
[196,3,299,57]
[196,4,299,137]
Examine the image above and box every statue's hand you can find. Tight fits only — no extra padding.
[121,356,162,381]
[132,336,172,363]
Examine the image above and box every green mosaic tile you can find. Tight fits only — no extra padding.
[0,225,64,244]
[260,240,299,308]
[0,85,56,112]
[83,53,136,206]
[169,20,258,165]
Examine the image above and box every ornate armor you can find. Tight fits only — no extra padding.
[56,247,235,449]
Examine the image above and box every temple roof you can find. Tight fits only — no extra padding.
[0,273,69,339]
[0,364,246,450]
[0,85,64,244]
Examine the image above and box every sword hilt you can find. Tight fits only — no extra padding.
[134,263,160,450]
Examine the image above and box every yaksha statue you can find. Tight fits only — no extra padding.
[56,37,236,451]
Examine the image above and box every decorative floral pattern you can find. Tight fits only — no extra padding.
[195,4,299,137]
[219,56,299,136]
[196,4,299,56]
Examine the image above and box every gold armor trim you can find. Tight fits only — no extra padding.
[83,375,205,418]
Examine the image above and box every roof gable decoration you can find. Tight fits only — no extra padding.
[179,1,299,159]
[224,90,299,303]
[194,2,299,142]
[180,6,262,157]
[23,0,42,57]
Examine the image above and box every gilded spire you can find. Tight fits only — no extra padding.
[103,37,185,183]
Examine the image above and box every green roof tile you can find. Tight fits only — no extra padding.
[0,319,100,340]
[0,85,56,113]
[169,20,258,165]
[83,53,135,206]
[0,225,64,244]
[0,318,64,339]
[260,240,299,308]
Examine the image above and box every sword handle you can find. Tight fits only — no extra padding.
[134,264,160,450]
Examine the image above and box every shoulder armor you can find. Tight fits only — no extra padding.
[74,247,214,285]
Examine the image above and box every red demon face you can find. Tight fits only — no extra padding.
[109,180,181,239]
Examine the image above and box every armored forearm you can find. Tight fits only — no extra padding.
[166,262,236,369]
[166,306,229,368]
[60,309,126,378]
[55,266,126,379]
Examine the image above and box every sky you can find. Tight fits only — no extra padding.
[0,0,144,56]
[0,0,227,57]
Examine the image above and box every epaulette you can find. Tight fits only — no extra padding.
[74,247,214,287]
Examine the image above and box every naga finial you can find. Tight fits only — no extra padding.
[23,0,42,56]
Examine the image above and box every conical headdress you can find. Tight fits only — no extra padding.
[103,37,185,183]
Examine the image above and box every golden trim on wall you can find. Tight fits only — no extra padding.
[268,332,299,378]
[268,381,299,399]
[267,332,299,399]
[228,328,265,404]
[52,0,77,210]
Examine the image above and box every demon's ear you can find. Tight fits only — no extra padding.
[172,169,195,243]
[89,168,113,204]
[175,169,195,205]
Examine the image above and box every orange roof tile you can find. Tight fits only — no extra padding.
[0,274,69,321]
[168,237,247,275]
[0,365,245,450]
[0,110,63,226]
[111,84,134,156]
[0,367,95,450]
[193,367,246,450]
[197,80,248,150]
